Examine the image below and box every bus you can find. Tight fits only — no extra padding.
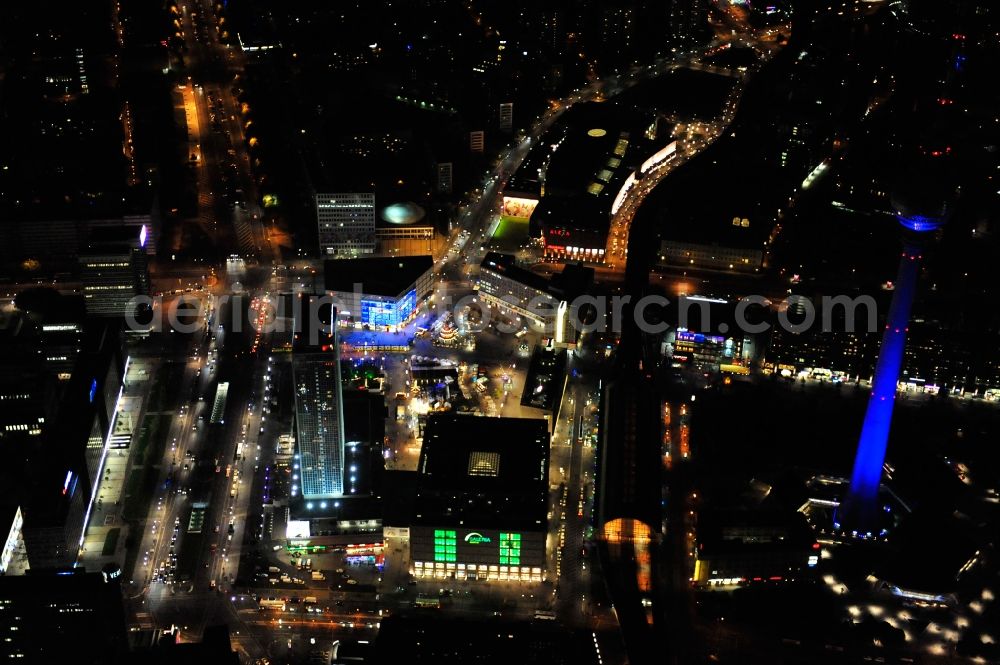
[259,597,286,611]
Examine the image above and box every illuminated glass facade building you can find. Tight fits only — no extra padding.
[409,415,549,582]
[292,296,347,499]
[324,255,434,329]
[359,289,417,328]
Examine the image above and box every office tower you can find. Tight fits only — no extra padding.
[79,225,151,318]
[0,568,129,663]
[669,0,710,48]
[499,102,513,131]
[840,168,951,532]
[436,162,454,194]
[291,296,346,499]
[316,193,376,257]
[409,415,549,582]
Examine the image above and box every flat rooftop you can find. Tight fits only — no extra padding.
[521,347,567,412]
[543,105,632,197]
[481,252,552,294]
[508,100,668,236]
[290,294,338,354]
[415,414,549,531]
[696,509,816,556]
[640,127,778,251]
[531,195,611,235]
[324,255,433,298]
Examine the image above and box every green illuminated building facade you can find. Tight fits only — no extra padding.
[413,527,544,581]
[409,415,549,583]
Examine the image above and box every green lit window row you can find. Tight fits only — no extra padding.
[434,530,457,538]
[499,557,521,565]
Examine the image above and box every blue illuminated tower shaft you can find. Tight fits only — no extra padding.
[843,242,924,529]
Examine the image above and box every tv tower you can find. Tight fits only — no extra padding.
[839,164,952,533]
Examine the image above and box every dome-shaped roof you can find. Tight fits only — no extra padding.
[892,162,953,232]
[381,202,426,225]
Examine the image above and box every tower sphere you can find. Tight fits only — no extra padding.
[891,164,952,233]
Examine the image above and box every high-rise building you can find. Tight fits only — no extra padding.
[669,0,710,48]
[594,2,636,68]
[499,102,513,131]
[436,162,453,194]
[470,130,485,153]
[0,568,129,663]
[316,193,376,258]
[78,225,151,318]
[0,6,155,274]
[291,296,346,499]
[840,167,951,532]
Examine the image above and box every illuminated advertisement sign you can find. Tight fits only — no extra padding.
[543,228,605,251]
[62,470,78,498]
[345,542,384,556]
[464,532,492,545]
[501,196,539,220]
[287,519,311,539]
[427,529,533,565]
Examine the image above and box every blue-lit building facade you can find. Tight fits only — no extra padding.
[292,296,347,500]
[324,256,434,330]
